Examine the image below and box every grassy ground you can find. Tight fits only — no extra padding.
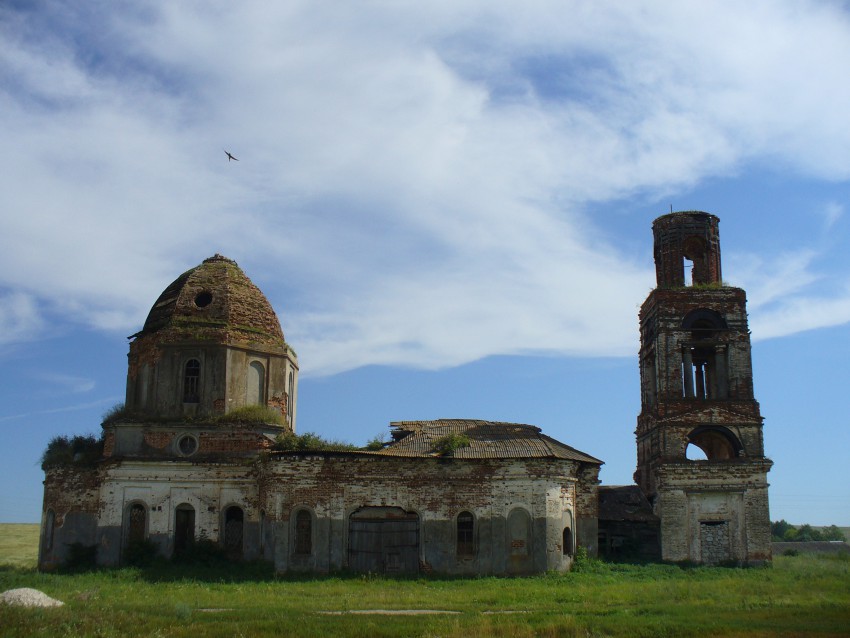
[2,524,849,637]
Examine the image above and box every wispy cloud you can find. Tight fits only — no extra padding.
[0,397,120,424]
[37,373,97,395]
[2,2,850,374]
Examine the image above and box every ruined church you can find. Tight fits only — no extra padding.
[38,211,772,573]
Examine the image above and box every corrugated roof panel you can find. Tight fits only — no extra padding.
[373,419,602,463]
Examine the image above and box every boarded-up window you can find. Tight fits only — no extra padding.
[295,510,312,555]
[457,511,474,557]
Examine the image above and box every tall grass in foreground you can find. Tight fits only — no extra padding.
[1,524,848,637]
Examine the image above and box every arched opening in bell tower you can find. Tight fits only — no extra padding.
[686,426,743,460]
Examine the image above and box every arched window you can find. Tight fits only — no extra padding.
[126,503,147,545]
[44,509,55,552]
[247,361,265,406]
[183,359,200,403]
[457,511,474,557]
[295,510,312,555]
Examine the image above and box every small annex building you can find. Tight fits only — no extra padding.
[38,212,773,573]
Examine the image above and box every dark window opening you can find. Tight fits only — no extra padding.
[457,511,474,557]
[194,291,212,308]
[224,506,244,559]
[174,504,195,555]
[563,527,573,556]
[295,510,312,555]
[183,359,200,403]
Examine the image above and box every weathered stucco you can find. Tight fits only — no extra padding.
[39,212,774,573]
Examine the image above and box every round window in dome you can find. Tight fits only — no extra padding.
[194,291,213,308]
[177,434,199,457]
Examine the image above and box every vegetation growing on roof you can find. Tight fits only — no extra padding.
[102,403,286,427]
[273,431,360,452]
[433,433,471,456]
[40,434,104,470]
[364,434,387,451]
[214,405,285,426]
[101,403,147,427]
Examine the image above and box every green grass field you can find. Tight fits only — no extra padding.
[2,524,849,637]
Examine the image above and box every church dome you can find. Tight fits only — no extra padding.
[136,254,285,347]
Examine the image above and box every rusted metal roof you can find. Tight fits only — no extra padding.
[373,419,602,463]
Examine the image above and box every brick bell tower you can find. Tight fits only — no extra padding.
[635,211,772,564]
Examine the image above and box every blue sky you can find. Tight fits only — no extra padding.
[1,1,849,526]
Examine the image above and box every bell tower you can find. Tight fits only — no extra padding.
[636,212,772,564]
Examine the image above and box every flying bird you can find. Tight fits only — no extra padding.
[224,149,239,162]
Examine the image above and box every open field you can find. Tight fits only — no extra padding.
[2,524,849,637]
[0,524,39,569]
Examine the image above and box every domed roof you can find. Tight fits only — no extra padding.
[136,254,285,347]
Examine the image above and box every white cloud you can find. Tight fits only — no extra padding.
[0,292,44,346]
[2,1,850,374]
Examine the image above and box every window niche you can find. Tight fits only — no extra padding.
[294,509,312,556]
[457,511,474,558]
